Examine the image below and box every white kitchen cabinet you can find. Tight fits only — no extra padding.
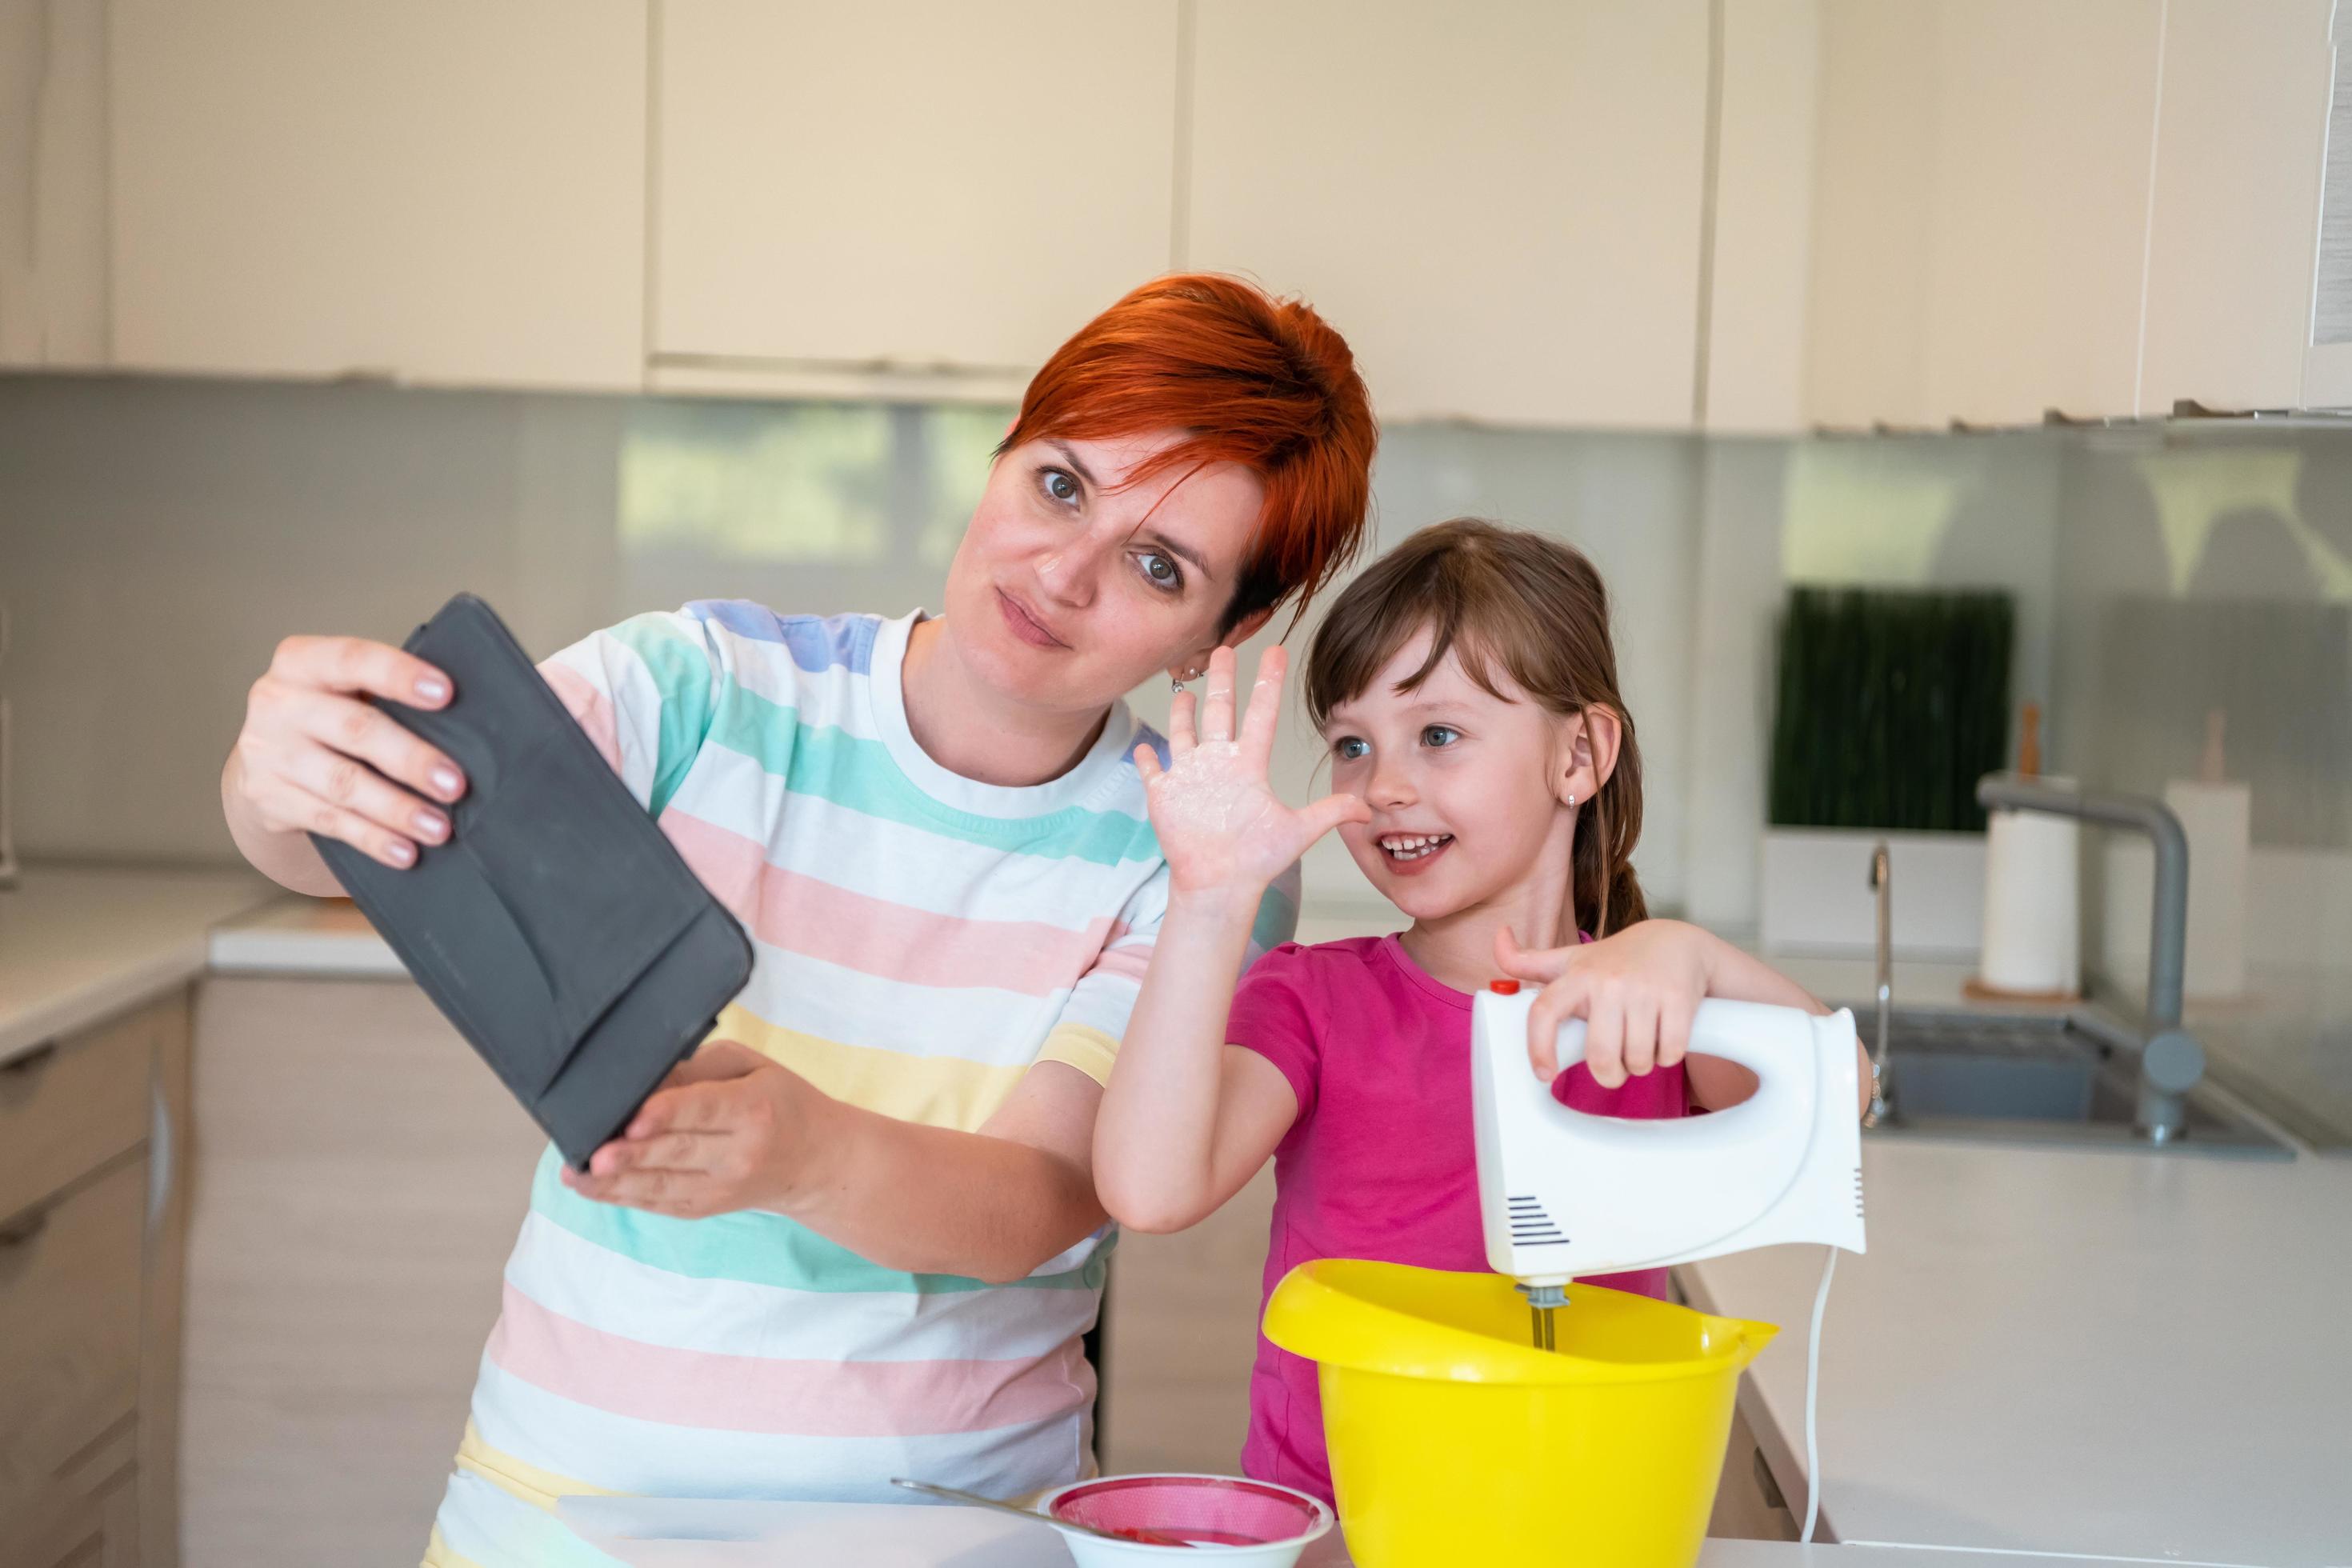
[1805,0,2164,429]
[1701,0,1822,434]
[1185,0,1710,430]
[2140,0,2332,415]
[651,1,1180,401]
[0,991,189,1568]
[106,0,647,390]
[1099,1166,1274,1476]
[180,977,543,1566]
[0,0,110,367]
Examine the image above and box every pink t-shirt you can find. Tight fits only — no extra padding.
[1229,933,1688,1503]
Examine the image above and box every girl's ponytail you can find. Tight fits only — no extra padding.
[1577,731,1648,938]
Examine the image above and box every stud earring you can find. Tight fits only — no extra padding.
[1567,790,1578,808]
[1171,668,1201,693]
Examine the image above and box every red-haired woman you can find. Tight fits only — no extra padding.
[218,276,1376,1562]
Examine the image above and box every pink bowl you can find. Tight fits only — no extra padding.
[1038,1473,1334,1561]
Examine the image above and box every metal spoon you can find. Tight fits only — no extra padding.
[889,1478,1195,1548]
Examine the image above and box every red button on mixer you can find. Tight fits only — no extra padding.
[1488,979,1520,994]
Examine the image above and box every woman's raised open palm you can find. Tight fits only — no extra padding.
[1134,645,1369,896]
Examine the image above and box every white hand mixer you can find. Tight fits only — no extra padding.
[1470,986,1869,1539]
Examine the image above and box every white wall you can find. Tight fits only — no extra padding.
[1255,426,1705,926]
[0,377,626,861]
[3,375,2149,944]
[0,379,1723,930]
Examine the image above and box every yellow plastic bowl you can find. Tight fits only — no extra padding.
[1262,1260,1778,1568]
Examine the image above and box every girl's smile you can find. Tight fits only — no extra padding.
[1376,831,1454,868]
[1323,628,1587,937]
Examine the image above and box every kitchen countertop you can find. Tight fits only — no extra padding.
[1681,949,2350,1566]
[554,1495,2189,1566]
[206,890,406,976]
[1682,1133,2350,1566]
[31,886,2352,1561]
[0,862,275,1063]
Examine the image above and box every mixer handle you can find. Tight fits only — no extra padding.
[1531,999,1856,1147]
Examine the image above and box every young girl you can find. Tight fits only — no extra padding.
[1097,518,1858,1503]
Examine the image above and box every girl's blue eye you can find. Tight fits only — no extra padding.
[1422,725,1460,748]
[1042,468,1080,505]
[1139,552,1182,590]
[1334,737,1370,761]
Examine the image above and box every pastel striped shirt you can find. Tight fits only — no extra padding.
[424,605,1297,1568]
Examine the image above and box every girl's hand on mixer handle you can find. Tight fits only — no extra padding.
[1495,922,1713,1089]
[1134,645,1370,898]
[226,634,469,869]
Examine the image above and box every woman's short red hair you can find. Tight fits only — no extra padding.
[1000,274,1378,632]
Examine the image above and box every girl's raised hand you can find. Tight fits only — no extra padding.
[1136,645,1370,898]
[1496,922,1711,1089]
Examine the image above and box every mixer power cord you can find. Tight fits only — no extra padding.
[1799,1243,1838,1543]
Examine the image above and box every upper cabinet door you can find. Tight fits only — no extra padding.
[0,0,110,369]
[1185,0,1710,430]
[2140,0,2332,415]
[1701,0,1822,434]
[652,2,1180,393]
[107,0,647,391]
[1806,0,2164,429]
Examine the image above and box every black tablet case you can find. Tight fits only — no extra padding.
[314,594,754,1169]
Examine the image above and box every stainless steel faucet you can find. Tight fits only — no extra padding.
[1863,842,1894,1126]
[1974,774,2208,1142]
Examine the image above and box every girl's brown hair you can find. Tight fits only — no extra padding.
[1303,518,1648,937]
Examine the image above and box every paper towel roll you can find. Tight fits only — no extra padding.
[2166,778,2250,1000]
[1978,806,2080,997]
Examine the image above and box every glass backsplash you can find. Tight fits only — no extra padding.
[2,377,2344,1141]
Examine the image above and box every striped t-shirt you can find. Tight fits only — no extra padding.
[424,604,1296,1568]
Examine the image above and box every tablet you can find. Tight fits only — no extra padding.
[314,594,753,1168]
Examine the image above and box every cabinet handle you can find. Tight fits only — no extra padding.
[1,1039,58,1077]
[147,1081,175,1237]
[0,1206,50,1250]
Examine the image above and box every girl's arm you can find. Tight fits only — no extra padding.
[1095,644,1368,1235]
[1094,886,1302,1234]
[1502,920,1873,1115]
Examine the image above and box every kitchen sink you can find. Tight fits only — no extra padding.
[1858,1007,2294,1158]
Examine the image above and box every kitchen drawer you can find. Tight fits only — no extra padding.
[1706,1400,1798,1542]
[0,1001,163,1225]
[0,1457,139,1568]
[0,1158,146,1525]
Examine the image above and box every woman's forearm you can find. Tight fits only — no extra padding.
[1092,888,1261,1233]
[222,750,343,896]
[790,1097,1106,1283]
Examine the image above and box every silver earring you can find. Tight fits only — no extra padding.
[1567,790,1577,808]
[1172,667,1200,693]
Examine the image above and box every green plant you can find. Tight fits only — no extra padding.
[1769,586,2014,832]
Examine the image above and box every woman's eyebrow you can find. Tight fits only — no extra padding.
[1139,528,1211,578]
[1045,439,1100,490]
